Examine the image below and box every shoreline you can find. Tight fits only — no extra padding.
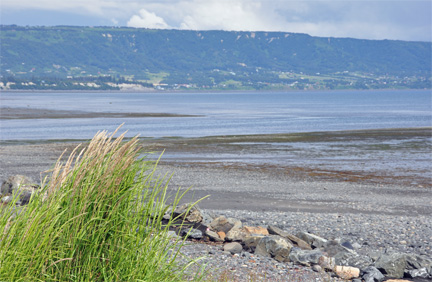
[1,133,431,275]
[0,107,202,119]
[1,88,429,94]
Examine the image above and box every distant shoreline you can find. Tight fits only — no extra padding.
[0,107,202,120]
[1,88,429,94]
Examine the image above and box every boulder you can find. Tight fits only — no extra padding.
[334,265,360,280]
[244,226,269,236]
[296,231,328,249]
[406,268,430,279]
[318,255,336,270]
[227,218,242,230]
[210,216,234,233]
[0,175,38,205]
[288,247,323,266]
[361,266,385,282]
[224,242,243,254]
[374,252,406,279]
[173,203,203,223]
[255,235,293,262]
[268,225,311,250]
[226,227,251,242]
[180,228,203,240]
[205,229,223,242]
[405,253,432,271]
[243,236,264,252]
[217,231,226,241]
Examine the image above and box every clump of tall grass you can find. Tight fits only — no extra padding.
[0,127,201,281]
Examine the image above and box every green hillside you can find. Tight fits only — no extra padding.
[1,25,431,90]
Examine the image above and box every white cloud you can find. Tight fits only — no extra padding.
[2,0,431,41]
[127,9,170,29]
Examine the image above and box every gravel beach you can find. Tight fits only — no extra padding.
[1,131,431,281]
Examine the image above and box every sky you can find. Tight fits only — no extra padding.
[1,0,431,42]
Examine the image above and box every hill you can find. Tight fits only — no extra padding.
[1,25,431,90]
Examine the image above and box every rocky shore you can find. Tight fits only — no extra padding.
[1,139,431,281]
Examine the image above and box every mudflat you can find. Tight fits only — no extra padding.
[1,128,431,263]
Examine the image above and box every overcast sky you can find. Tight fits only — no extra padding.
[1,0,431,42]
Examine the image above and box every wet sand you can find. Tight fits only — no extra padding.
[0,107,201,119]
[1,128,431,216]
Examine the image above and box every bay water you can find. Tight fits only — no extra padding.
[1,89,431,141]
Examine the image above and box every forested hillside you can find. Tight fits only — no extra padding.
[1,25,430,90]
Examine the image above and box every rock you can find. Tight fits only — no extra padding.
[341,241,355,250]
[167,230,178,239]
[374,252,406,279]
[243,236,265,252]
[217,231,226,241]
[318,255,336,270]
[288,248,323,266]
[352,242,362,250]
[255,235,293,262]
[226,227,251,242]
[173,203,203,223]
[296,231,328,249]
[324,240,357,257]
[406,268,430,279]
[323,239,372,269]
[180,228,203,240]
[243,226,269,236]
[334,265,360,280]
[227,218,242,230]
[0,175,38,205]
[224,242,243,254]
[205,229,223,242]
[267,225,311,250]
[210,216,234,233]
[312,265,323,273]
[1,195,12,204]
[362,266,385,282]
[405,253,432,271]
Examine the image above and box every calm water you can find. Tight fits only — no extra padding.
[0,90,431,140]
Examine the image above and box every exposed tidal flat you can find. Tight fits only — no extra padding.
[1,128,431,280]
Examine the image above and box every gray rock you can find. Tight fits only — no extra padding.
[167,230,178,239]
[205,229,223,242]
[318,255,336,270]
[312,265,323,273]
[374,251,406,278]
[173,203,203,223]
[243,236,264,252]
[288,247,323,266]
[0,175,38,205]
[296,231,328,249]
[1,195,12,204]
[362,266,385,282]
[268,225,311,250]
[210,216,234,233]
[224,242,243,254]
[406,268,431,279]
[324,240,357,257]
[255,235,293,262]
[180,228,203,240]
[405,253,432,271]
[352,242,362,250]
[226,227,251,242]
[227,217,242,230]
[341,241,355,250]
